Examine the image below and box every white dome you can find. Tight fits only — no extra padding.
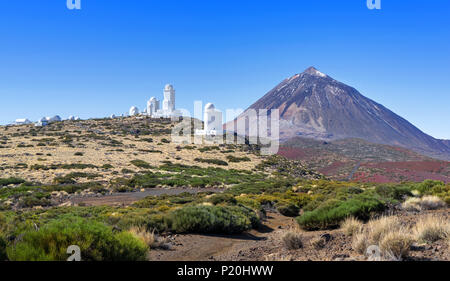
[129,106,139,116]
[149,97,157,102]
[164,84,173,91]
[205,103,215,111]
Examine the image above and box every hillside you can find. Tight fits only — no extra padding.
[279,137,450,183]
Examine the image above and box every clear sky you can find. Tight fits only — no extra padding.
[0,0,449,139]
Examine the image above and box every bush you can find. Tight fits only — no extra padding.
[6,216,148,261]
[226,155,251,163]
[352,231,368,255]
[0,234,6,261]
[276,203,300,217]
[402,196,446,211]
[296,195,385,230]
[194,158,228,166]
[341,217,363,236]
[352,216,414,260]
[282,232,303,250]
[414,215,449,243]
[130,160,153,169]
[208,194,237,205]
[167,205,258,234]
[0,178,25,187]
[379,229,414,260]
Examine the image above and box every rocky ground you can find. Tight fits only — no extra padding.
[149,210,449,262]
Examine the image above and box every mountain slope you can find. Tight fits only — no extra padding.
[278,136,449,183]
[227,67,450,161]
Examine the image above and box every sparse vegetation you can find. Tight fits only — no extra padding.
[282,232,303,250]
[402,196,447,211]
[341,217,363,236]
[413,215,449,243]
[6,216,148,261]
[194,158,228,166]
[226,155,251,163]
[130,160,153,169]
[351,216,415,260]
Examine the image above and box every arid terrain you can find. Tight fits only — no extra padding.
[0,117,448,261]
[279,137,450,183]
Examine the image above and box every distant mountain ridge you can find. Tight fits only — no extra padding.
[227,67,450,161]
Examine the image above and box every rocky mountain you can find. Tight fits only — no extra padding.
[226,67,450,161]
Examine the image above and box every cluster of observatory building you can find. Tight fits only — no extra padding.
[127,84,223,135]
[13,84,223,135]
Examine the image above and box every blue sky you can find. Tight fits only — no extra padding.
[0,0,449,139]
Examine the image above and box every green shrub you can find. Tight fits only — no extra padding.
[226,155,251,163]
[0,233,6,261]
[208,194,237,205]
[296,195,386,230]
[194,158,228,166]
[53,172,99,184]
[276,202,300,217]
[167,205,258,234]
[416,180,445,195]
[130,160,153,169]
[30,163,97,170]
[101,164,114,169]
[198,146,220,153]
[0,178,25,187]
[6,216,148,261]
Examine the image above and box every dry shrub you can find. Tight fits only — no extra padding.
[402,196,446,211]
[352,216,415,260]
[352,231,369,255]
[129,227,171,250]
[419,196,447,210]
[414,215,449,243]
[367,216,400,244]
[282,231,303,250]
[379,228,414,260]
[310,236,326,249]
[341,217,363,236]
[401,197,422,211]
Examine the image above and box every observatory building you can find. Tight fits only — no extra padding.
[146,84,177,118]
[195,103,223,136]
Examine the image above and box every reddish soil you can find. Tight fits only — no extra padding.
[353,161,450,183]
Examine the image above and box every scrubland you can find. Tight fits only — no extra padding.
[0,117,448,261]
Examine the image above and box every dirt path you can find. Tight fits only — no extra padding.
[149,213,298,261]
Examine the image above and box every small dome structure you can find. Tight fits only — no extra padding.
[164,84,173,91]
[129,106,139,116]
[205,103,215,111]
